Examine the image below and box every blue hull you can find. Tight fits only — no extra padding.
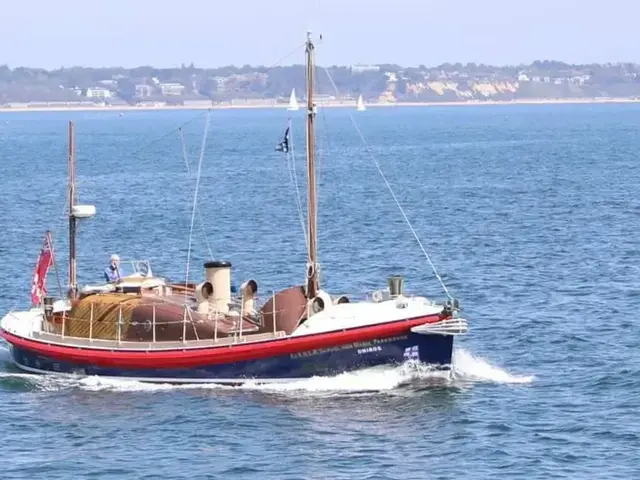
[8,333,453,384]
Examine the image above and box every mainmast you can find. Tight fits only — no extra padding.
[305,31,319,299]
[68,121,77,299]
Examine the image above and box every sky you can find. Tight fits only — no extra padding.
[2,0,638,69]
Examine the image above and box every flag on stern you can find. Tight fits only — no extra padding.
[275,126,290,153]
[30,232,54,306]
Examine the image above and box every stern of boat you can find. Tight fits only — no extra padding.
[1,308,44,338]
[0,308,46,365]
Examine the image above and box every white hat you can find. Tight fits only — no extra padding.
[110,254,120,262]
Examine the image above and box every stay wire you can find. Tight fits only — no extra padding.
[320,65,454,301]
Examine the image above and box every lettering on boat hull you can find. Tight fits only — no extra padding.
[290,335,409,359]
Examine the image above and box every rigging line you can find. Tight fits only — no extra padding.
[272,42,308,69]
[47,184,74,287]
[184,109,211,296]
[126,42,306,162]
[286,118,310,259]
[320,66,454,300]
[129,111,208,160]
[179,125,214,260]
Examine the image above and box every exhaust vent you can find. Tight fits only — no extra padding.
[388,275,404,298]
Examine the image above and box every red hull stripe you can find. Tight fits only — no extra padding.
[1,313,444,369]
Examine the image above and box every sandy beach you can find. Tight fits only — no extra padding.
[0,97,638,114]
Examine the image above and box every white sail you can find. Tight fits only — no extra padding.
[288,88,299,111]
[356,94,366,111]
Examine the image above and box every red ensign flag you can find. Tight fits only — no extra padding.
[30,232,53,306]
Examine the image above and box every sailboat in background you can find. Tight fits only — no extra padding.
[356,94,366,111]
[288,88,299,111]
[0,32,468,385]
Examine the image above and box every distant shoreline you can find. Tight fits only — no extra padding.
[1,97,639,114]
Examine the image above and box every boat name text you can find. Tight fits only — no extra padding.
[290,335,408,359]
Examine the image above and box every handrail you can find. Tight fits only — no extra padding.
[44,295,441,328]
[42,310,284,346]
[44,301,280,344]
[38,291,445,346]
[31,329,288,351]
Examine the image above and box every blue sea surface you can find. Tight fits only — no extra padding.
[0,104,638,479]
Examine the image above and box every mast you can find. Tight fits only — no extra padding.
[305,31,319,299]
[68,121,77,299]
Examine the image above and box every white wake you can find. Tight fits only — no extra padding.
[0,347,534,394]
[451,348,535,384]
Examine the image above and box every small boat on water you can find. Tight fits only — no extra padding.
[288,88,299,111]
[0,32,468,385]
[356,94,366,111]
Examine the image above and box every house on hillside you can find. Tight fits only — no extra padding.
[85,87,112,99]
[159,83,185,96]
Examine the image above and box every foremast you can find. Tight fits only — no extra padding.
[305,31,319,300]
[66,120,96,300]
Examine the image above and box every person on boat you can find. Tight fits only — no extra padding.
[104,254,123,283]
